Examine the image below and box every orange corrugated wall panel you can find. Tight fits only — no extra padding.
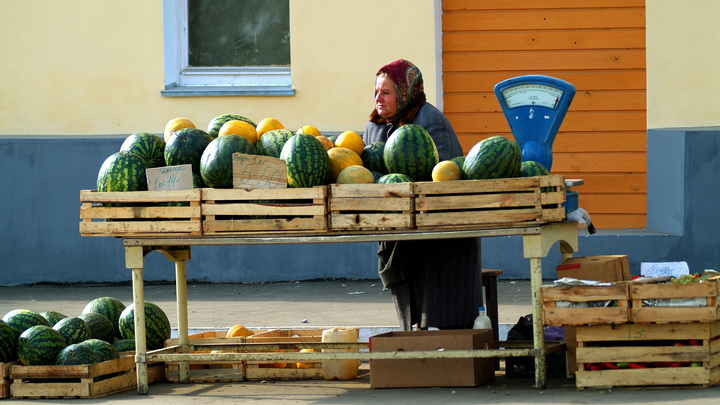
[442,0,647,229]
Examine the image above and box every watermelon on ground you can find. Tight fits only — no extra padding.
[81,339,119,362]
[82,297,126,339]
[120,132,166,168]
[17,325,67,366]
[40,310,67,327]
[200,134,256,188]
[378,173,414,183]
[119,302,171,351]
[96,151,148,192]
[463,136,522,180]
[280,133,330,188]
[207,114,257,139]
[79,312,115,344]
[55,343,101,366]
[2,309,51,341]
[52,316,91,345]
[164,127,213,175]
[0,320,17,362]
[383,124,439,182]
[255,129,294,158]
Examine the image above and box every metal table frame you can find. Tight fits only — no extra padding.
[123,221,578,394]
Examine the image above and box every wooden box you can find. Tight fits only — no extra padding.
[10,355,165,399]
[575,321,720,389]
[541,283,630,326]
[163,330,248,383]
[1,361,15,398]
[202,187,328,235]
[629,281,719,323]
[413,175,566,229]
[79,189,202,237]
[328,183,414,231]
[244,328,325,380]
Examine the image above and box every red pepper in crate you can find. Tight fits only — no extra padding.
[603,362,620,370]
[629,362,648,369]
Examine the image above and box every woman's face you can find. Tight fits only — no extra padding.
[375,75,398,119]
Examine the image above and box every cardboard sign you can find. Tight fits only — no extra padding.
[232,153,287,189]
[146,164,194,191]
[640,261,690,278]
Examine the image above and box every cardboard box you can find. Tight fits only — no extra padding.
[556,255,630,282]
[369,330,494,388]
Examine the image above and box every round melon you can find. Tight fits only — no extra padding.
[383,124,439,182]
[519,160,550,177]
[55,343,101,366]
[96,151,148,192]
[79,312,115,344]
[82,339,119,362]
[361,141,387,174]
[463,136,522,180]
[82,297,126,339]
[432,160,462,182]
[3,309,51,341]
[337,166,375,184]
[450,156,466,179]
[200,134,256,188]
[207,114,257,139]
[164,127,213,175]
[120,132,166,168]
[378,173,414,184]
[280,133,330,188]
[119,302,171,351]
[0,320,17,363]
[327,147,363,182]
[17,325,67,366]
[255,129,294,158]
[40,311,67,327]
[113,339,136,353]
[53,317,91,346]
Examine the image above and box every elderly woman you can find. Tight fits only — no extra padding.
[363,59,482,330]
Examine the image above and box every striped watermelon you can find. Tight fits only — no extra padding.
[96,151,148,192]
[3,309,51,341]
[256,129,294,158]
[280,133,330,188]
[40,310,67,327]
[17,325,67,366]
[52,317,91,345]
[0,320,17,362]
[79,312,115,344]
[82,297,126,339]
[361,141,387,174]
[55,343,101,366]
[164,127,213,175]
[519,160,550,177]
[120,132,166,168]
[200,134,257,188]
[463,136,522,180]
[118,302,171,351]
[383,124,439,182]
[378,173,414,183]
[113,339,136,353]
[207,114,257,139]
[450,156,466,179]
[82,339,119,362]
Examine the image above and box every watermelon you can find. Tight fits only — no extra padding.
[327,135,339,145]
[256,129,294,158]
[164,127,213,175]
[0,320,17,362]
[113,339,136,353]
[463,136,522,180]
[96,151,148,192]
[383,124,439,182]
[371,171,384,183]
[17,325,67,366]
[119,302,171,351]
[200,134,256,188]
[79,313,115,344]
[450,156,466,179]
[81,339,119,362]
[40,310,67,327]
[361,142,387,174]
[52,316,91,345]
[192,171,206,188]
[207,114,257,139]
[55,343,101,366]
[3,309,51,341]
[519,160,550,177]
[82,297,126,339]
[120,132,166,168]
[280,133,331,188]
[378,173,414,183]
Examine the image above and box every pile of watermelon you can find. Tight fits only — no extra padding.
[0,298,170,366]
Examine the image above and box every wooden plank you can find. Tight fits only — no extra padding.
[445,91,645,114]
[588,213,646,229]
[553,133,647,153]
[329,183,413,198]
[551,153,647,173]
[203,186,326,201]
[203,202,326,217]
[554,173,646,194]
[444,71,647,93]
[576,322,716,342]
[79,189,202,203]
[578,194,646,214]
[444,50,646,72]
[448,111,647,135]
[444,30,645,52]
[330,197,413,212]
[203,218,327,233]
[443,10,645,31]
[330,214,414,230]
[80,205,201,220]
[576,368,711,388]
[443,0,646,11]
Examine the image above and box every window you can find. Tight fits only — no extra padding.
[162,0,292,96]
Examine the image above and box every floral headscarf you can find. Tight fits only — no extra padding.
[371,59,427,125]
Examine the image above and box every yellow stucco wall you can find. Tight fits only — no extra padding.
[646,0,720,129]
[0,0,438,136]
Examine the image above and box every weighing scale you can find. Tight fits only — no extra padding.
[494,75,575,171]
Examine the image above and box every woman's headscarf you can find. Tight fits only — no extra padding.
[370,59,427,125]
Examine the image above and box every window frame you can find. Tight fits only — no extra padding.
[161,0,293,97]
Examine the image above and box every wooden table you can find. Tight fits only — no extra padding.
[123,221,578,393]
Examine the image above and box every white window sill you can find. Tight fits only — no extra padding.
[161,84,295,97]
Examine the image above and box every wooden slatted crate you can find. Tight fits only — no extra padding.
[163,330,249,383]
[575,321,720,389]
[10,355,165,399]
[1,361,15,398]
[413,175,566,229]
[79,189,202,237]
[629,281,719,324]
[329,183,414,231]
[541,283,630,326]
[244,329,325,380]
[202,187,328,235]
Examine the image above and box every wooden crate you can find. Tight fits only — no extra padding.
[202,187,327,235]
[541,283,630,326]
[244,328,325,380]
[1,361,16,399]
[79,189,202,237]
[328,183,414,231]
[163,330,248,383]
[575,321,720,389]
[629,281,719,324]
[413,175,566,229]
[10,355,165,399]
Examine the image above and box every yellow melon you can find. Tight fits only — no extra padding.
[432,160,462,181]
[297,125,322,137]
[218,120,258,145]
[337,165,375,184]
[334,131,364,156]
[164,117,195,142]
[327,147,363,182]
[256,117,284,137]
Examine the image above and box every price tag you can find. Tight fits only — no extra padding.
[232,153,287,189]
[146,164,193,190]
[640,261,690,278]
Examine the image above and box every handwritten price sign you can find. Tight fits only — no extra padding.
[146,164,193,190]
[232,153,287,189]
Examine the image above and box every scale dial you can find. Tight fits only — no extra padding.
[501,84,564,109]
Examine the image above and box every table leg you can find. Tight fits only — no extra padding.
[125,246,148,395]
[529,257,546,389]
[175,259,190,383]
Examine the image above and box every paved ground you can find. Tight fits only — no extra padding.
[1,279,718,404]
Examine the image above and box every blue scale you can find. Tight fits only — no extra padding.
[494,75,580,212]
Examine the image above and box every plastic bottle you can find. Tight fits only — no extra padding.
[321,327,360,380]
[473,306,492,330]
